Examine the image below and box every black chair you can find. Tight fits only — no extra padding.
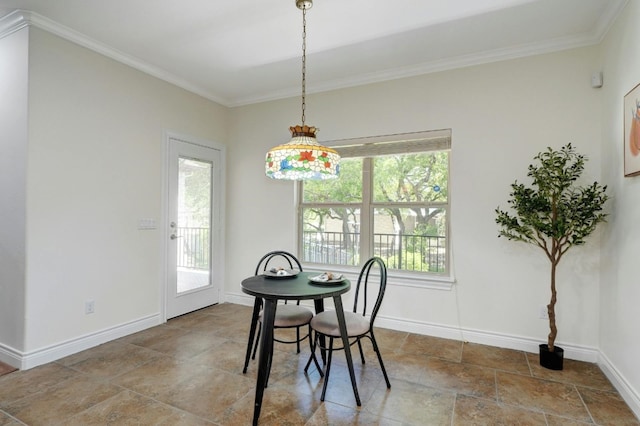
[242,251,317,375]
[304,257,391,401]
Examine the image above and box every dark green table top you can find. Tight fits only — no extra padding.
[241,271,350,301]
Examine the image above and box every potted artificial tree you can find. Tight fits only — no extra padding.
[495,144,608,370]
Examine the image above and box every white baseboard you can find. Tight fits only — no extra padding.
[380,313,638,418]
[226,293,599,361]
[375,314,638,417]
[375,314,599,362]
[598,351,640,420]
[0,343,22,369]
[0,313,161,370]
[224,292,254,306]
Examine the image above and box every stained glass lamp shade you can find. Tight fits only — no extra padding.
[265,125,340,180]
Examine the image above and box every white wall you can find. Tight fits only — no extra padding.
[0,28,28,354]
[598,0,640,415]
[21,28,228,355]
[227,46,604,357]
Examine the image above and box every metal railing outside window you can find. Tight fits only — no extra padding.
[302,231,446,272]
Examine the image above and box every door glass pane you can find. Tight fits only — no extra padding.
[177,157,212,293]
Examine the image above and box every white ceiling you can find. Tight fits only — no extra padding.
[0,0,628,107]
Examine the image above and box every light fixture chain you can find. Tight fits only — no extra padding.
[301,6,307,126]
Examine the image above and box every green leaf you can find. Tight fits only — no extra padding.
[495,144,608,261]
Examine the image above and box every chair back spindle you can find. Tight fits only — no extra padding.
[255,250,303,276]
[352,257,387,325]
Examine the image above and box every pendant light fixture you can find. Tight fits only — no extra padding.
[265,0,340,180]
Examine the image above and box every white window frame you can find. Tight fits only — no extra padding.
[296,129,454,290]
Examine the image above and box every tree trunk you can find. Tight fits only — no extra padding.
[341,218,351,252]
[547,260,558,352]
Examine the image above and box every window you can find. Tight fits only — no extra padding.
[298,129,451,279]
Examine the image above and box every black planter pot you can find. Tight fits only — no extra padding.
[539,344,564,370]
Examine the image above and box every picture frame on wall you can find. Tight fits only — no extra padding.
[624,82,640,177]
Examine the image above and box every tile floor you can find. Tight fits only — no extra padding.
[0,303,638,425]
[0,362,16,377]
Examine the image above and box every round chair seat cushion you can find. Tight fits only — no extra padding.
[310,310,370,337]
[259,304,313,327]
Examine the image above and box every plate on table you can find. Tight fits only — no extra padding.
[309,272,345,285]
[263,269,299,279]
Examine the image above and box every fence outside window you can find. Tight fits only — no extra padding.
[302,231,446,273]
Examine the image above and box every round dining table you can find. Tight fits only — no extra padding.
[241,271,360,425]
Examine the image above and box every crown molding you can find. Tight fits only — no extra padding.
[2,1,628,108]
[230,32,602,107]
[230,1,629,107]
[0,9,230,107]
[593,0,629,43]
[0,9,29,39]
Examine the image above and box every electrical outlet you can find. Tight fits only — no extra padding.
[85,300,95,315]
[539,305,548,320]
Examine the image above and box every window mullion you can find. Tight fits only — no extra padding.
[360,157,373,263]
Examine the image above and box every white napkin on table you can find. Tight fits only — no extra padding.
[312,272,343,281]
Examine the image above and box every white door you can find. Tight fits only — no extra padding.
[166,136,223,319]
